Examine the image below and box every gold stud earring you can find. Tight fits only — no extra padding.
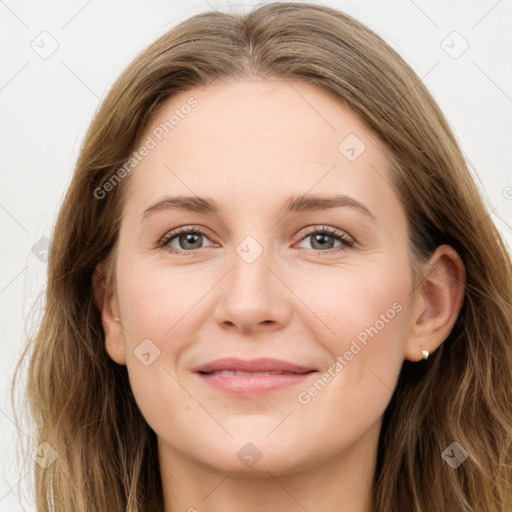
[421,345,429,360]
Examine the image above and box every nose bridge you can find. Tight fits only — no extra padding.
[230,233,275,296]
[213,231,290,331]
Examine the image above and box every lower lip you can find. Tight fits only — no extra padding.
[196,372,316,397]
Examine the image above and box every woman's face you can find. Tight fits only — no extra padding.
[104,78,424,475]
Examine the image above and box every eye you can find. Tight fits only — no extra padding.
[159,225,354,255]
[159,226,214,254]
[296,226,354,254]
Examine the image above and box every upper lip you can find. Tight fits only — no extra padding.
[193,357,316,374]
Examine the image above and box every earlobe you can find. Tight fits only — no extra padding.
[92,262,127,365]
[404,245,466,362]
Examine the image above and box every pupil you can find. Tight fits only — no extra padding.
[181,233,201,249]
[313,233,333,250]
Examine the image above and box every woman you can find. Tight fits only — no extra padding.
[12,2,512,511]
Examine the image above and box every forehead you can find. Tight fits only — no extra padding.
[123,78,398,220]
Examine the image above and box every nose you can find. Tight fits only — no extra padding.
[213,240,292,334]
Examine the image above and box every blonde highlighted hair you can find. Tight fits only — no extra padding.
[12,3,512,511]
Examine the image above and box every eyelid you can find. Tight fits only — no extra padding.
[158,224,355,254]
[294,225,354,253]
[158,225,216,250]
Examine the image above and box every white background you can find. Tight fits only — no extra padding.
[1,0,511,509]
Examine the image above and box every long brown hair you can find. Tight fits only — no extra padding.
[12,3,512,510]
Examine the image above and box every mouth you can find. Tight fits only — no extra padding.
[193,357,315,374]
[193,358,317,397]
[200,370,309,376]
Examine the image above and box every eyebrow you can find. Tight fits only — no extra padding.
[282,194,375,219]
[141,193,375,220]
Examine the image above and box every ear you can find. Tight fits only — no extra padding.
[404,244,466,361]
[92,262,126,365]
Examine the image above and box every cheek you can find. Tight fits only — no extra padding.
[117,262,209,342]
[115,266,199,432]
[299,259,412,411]
[115,261,216,403]
[309,261,411,353]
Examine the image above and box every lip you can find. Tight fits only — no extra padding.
[193,357,315,374]
[193,357,317,397]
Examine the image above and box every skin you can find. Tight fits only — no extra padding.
[94,78,466,512]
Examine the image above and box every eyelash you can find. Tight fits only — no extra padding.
[158,225,354,256]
